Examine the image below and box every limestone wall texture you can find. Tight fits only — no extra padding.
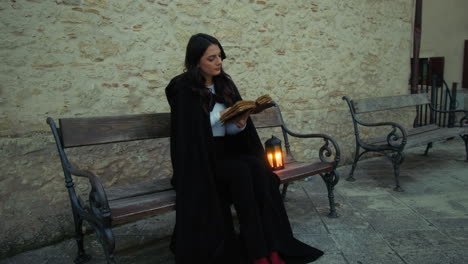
[0,0,414,257]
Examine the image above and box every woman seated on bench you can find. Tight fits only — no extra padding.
[165,33,323,264]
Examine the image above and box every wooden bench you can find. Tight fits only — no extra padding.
[47,103,341,264]
[343,94,468,192]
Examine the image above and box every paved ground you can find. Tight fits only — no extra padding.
[2,138,468,264]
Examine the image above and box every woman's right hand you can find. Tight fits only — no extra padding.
[220,107,230,118]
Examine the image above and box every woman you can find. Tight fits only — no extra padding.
[165,33,323,264]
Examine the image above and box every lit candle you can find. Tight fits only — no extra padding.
[275,152,283,167]
[268,153,274,168]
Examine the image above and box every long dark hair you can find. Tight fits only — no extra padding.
[184,33,236,111]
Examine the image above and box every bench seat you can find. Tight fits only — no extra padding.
[110,190,176,226]
[107,160,335,226]
[367,124,465,148]
[276,161,335,183]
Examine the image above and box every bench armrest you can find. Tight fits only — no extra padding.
[342,96,408,149]
[343,96,406,136]
[358,121,408,150]
[426,104,468,128]
[282,125,341,167]
[427,104,468,115]
[68,166,112,225]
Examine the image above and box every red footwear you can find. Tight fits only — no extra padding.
[270,252,285,264]
[253,257,270,264]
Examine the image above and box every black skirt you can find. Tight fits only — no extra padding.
[211,136,324,263]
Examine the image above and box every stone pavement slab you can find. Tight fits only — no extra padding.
[397,248,468,264]
[360,209,435,232]
[1,138,467,263]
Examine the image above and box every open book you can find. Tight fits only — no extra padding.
[220,95,274,123]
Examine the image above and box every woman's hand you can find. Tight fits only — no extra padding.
[220,107,230,118]
[233,110,252,128]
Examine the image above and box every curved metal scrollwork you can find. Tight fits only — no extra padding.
[319,139,332,162]
[391,151,405,165]
[69,167,112,225]
[88,175,112,225]
[87,173,114,259]
[281,125,341,168]
[89,189,111,224]
[321,170,340,188]
[68,167,116,262]
[386,125,406,149]
[318,137,341,166]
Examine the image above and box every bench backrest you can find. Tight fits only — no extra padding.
[352,94,430,114]
[59,113,171,148]
[58,106,284,148]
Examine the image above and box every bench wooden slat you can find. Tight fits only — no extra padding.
[405,127,464,148]
[106,178,173,201]
[110,190,176,226]
[251,107,283,128]
[59,107,283,148]
[353,94,429,113]
[277,161,334,184]
[406,124,440,136]
[59,113,171,148]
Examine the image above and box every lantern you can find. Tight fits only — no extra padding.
[265,135,284,170]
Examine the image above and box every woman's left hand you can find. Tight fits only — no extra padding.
[234,110,252,128]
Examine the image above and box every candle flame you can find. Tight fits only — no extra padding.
[275,152,283,167]
[267,153,274,168]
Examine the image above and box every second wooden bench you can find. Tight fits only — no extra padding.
[343,94,467,191]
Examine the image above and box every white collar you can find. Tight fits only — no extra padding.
[207,84,215,93]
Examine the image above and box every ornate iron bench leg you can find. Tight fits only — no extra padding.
[347,145,360,182]
[321,170,340,218]
[98,227,116,264]
[423,142,433,156]
[391,152,405,192]
[72,213,91,264]
[460,134,468,162]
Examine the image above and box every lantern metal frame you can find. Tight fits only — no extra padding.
[265,135,285,170]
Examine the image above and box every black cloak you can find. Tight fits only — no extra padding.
[165,73,323,264]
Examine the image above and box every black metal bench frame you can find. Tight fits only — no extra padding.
[47,103,340,264]
[343,94,468,192]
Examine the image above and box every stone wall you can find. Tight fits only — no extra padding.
[0,0,414,257]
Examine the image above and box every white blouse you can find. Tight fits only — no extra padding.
[208,85,246,136]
